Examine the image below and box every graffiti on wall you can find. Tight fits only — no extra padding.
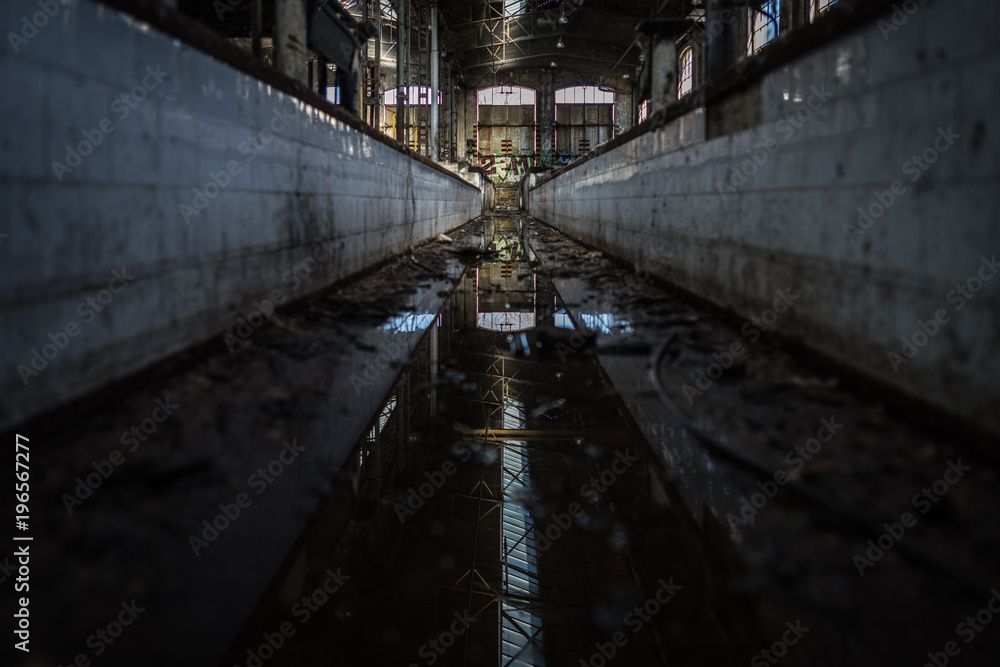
[477,155,535,184]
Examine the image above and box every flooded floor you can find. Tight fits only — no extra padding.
[224,216,758,666]
[20,215,1000,667]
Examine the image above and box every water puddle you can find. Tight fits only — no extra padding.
[224,217,756,667]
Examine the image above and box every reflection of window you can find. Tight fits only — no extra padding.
[678,47,694,98]
[500,401,544,666]
[809,0,838,22]
[553,309,575,330]
[638,99,649,124]
[748,0,779,55]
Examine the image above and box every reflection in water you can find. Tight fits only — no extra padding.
[478,218,536,333]
[499,399,545,666]
[225,217,757,667]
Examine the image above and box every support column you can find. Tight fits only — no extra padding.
[396,0,407,145]
[251,0,262,58]
[449,65,457,162]
[318,57,328,100]
[374,0,382,131]
[538,71,555,162]
[276,0,307,85]
[706,0,737,80]
[430,1,440,161]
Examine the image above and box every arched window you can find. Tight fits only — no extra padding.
[809,0,838,22]
[554,86,616,158]
[678,47,694,98]
[554,86,615,105]
[478,85,536,107]
[748,0,779,55]
[476,85,537,161]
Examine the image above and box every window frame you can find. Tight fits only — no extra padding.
[748,0,780,56]
[678,46,694,98]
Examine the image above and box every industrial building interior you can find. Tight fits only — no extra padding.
[2,0,999,665]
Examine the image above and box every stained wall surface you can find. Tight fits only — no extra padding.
[528,0,1000,434]
[0,0,483,431]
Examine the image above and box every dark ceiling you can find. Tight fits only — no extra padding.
[437,0,695,77]
[178,0,699,84]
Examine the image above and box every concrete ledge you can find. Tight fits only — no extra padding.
[527,0,1000,435]
[0,0,483,430]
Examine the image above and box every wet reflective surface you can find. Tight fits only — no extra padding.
[226,217,757,666]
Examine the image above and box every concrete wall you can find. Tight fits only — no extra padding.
[528,0,1000,434]
[0,0,482,431]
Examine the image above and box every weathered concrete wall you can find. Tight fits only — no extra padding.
[528,0,1000,434]
[0,0,482,431]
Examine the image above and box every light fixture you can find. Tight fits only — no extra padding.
[623,72,630,78]
[550,61,557,67]
[556,37,564,48]
[558,10,567,23]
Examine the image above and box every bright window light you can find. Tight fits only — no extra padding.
[383,86,443,106]
[809,0,838,22]
[554,86,615,105]
[478,85,537,107]
[678,47,694,98]
[748,0,779,55]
